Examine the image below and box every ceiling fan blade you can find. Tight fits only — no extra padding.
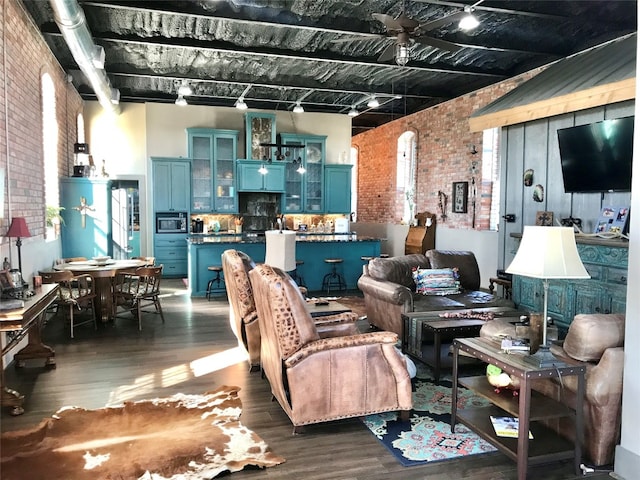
[372,13,404,32]
[418,10,466,32]
[330,36,371,44]
[377,42,397,63]
[396,13,420,30]
[413,35,462,52]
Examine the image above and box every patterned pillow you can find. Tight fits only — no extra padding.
[412,267,461,295]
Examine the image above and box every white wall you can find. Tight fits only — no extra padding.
[614,28,640,480]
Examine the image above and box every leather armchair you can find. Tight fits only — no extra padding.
[533,313,625,466]
[249,263,413,432]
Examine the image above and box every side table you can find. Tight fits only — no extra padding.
[451,337,585,480]
[489,277,512,299]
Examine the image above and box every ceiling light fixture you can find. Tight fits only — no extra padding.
[293,102,304,113]
[395,43,410,66]
[348,106,360,117]
[175,95,187,106]
[367,97,380,108]
[235,98,248,110]
[459,6,480,30]
[177,81,192,96]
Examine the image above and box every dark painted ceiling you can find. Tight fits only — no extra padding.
[22,0,637,135]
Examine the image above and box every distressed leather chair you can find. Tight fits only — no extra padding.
[531,313,625,466]
[222,249,359,371]
[249,263,412,433]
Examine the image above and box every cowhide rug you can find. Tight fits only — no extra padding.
[1,385,284,480]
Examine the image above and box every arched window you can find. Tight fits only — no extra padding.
[42,72,59,239]
[396,131,416,223]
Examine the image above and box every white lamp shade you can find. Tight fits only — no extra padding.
[506,226,590,279]
[265,230,296,272]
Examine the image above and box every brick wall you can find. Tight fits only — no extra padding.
[1,0,83,237]
[353,67,543,229]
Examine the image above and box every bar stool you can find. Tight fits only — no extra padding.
[206,265,224,300]
[290,259,306,288]
[322,258,346,293]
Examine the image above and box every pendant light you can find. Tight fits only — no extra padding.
[459,6,480,30]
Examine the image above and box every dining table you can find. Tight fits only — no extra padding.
[54,258,146,322]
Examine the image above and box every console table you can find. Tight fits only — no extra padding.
[0,284,58,415]
[451,337,585,480]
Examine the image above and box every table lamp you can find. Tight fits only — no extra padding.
[265,230,296,273]
[506,226,590,367]
[5,217,31,281]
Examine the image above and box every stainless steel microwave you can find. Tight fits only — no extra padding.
[156,212,187,233]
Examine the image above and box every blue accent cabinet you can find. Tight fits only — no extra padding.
[324,165,352,213]
[59,177,113,259]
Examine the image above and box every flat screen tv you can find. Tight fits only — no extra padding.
[557,116,634,193]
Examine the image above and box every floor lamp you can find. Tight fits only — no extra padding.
[506,226,590,368]
[5,217,32,285]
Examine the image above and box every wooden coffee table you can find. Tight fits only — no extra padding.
[402,307,522,381]
[306,300,351,318]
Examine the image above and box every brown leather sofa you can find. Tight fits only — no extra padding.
[222,249,360,371]
[357,250,513,336]
[533,313,625,466]
[249,263,413,432]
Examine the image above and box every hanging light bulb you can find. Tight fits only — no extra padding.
[258,163,268,175]
[395,43,410,66]
[175,95,187,106]
[235,97,248,110]
[367,96,380,108]
[459,6,480,30]
[293,102,304,113]
[177,81,192,96]
[295,157,306,174]
[348,106,360,117]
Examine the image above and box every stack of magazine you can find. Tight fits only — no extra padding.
[490,416,533,439]
[500,337,530,354]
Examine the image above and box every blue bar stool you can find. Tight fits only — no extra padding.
[206,265,224,300]
[322,258,346,293]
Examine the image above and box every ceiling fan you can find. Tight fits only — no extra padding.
[333,5,466,65]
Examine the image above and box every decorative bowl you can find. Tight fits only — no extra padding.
[92,255,111,265]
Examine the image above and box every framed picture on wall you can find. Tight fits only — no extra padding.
[452,181,468,213]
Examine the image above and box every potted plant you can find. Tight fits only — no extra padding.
[46,205,65,228]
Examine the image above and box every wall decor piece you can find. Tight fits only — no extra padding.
[535,211,554,226]
[533,184,544,202]
[523,169,534,186]
[452,181,468,213]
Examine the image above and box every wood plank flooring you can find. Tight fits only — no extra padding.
[1,280,612,480]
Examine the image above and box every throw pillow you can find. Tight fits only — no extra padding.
[412,267,461,295]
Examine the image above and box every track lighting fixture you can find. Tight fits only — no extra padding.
[235,98,248,110]
[459,6,480,30]
[293,102,304,113]
[367,97,380,108]
[175,95,187,106]
[177,81,192,96]
[348,106,360,117]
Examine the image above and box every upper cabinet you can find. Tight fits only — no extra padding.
[151,157,191,212]
[237,160,285,192]
[324,165,352,213]
[280,134,326,213]
[245,113,276,161]
[187,128,239,213]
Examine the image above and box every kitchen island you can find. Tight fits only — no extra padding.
[187,232,381,296]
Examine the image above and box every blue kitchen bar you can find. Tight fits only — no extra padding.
[187,233,381,296]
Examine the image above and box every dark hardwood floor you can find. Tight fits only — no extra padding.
[1,279,612,479]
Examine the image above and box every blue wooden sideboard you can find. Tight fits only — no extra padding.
[511,235,628,331]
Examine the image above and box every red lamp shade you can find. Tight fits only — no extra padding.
[6,217,32,238]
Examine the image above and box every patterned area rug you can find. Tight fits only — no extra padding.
[1,386,284,480]
[363,365,497,466]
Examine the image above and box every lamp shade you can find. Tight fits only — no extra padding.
[6,217,31,238]
[506,226,590,279]
[265,230,296,272]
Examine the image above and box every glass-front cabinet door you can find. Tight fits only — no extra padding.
[187,128,239,213]
[280,134,326,213]
[245,113,276,161]
[304,136,325,212]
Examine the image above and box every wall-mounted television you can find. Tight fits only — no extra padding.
[557,116,634,193]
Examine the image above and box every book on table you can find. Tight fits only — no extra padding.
[490,416,533,439]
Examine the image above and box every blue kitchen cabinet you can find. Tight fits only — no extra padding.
[237,161,285,192]
[324,165,352,213]
[151,157,190,212]
[280,134,326,213]
[59,177,113,259]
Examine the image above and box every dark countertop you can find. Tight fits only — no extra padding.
[187,232,382,244]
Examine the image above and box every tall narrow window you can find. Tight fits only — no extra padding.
[42,73,59,239]
[482,127,501,231]
[350,146,358,219]
[77,113,85,143]
[397,131,416,223]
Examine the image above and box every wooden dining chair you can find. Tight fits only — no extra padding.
[113,265,165,330]
[39,270,97,338]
